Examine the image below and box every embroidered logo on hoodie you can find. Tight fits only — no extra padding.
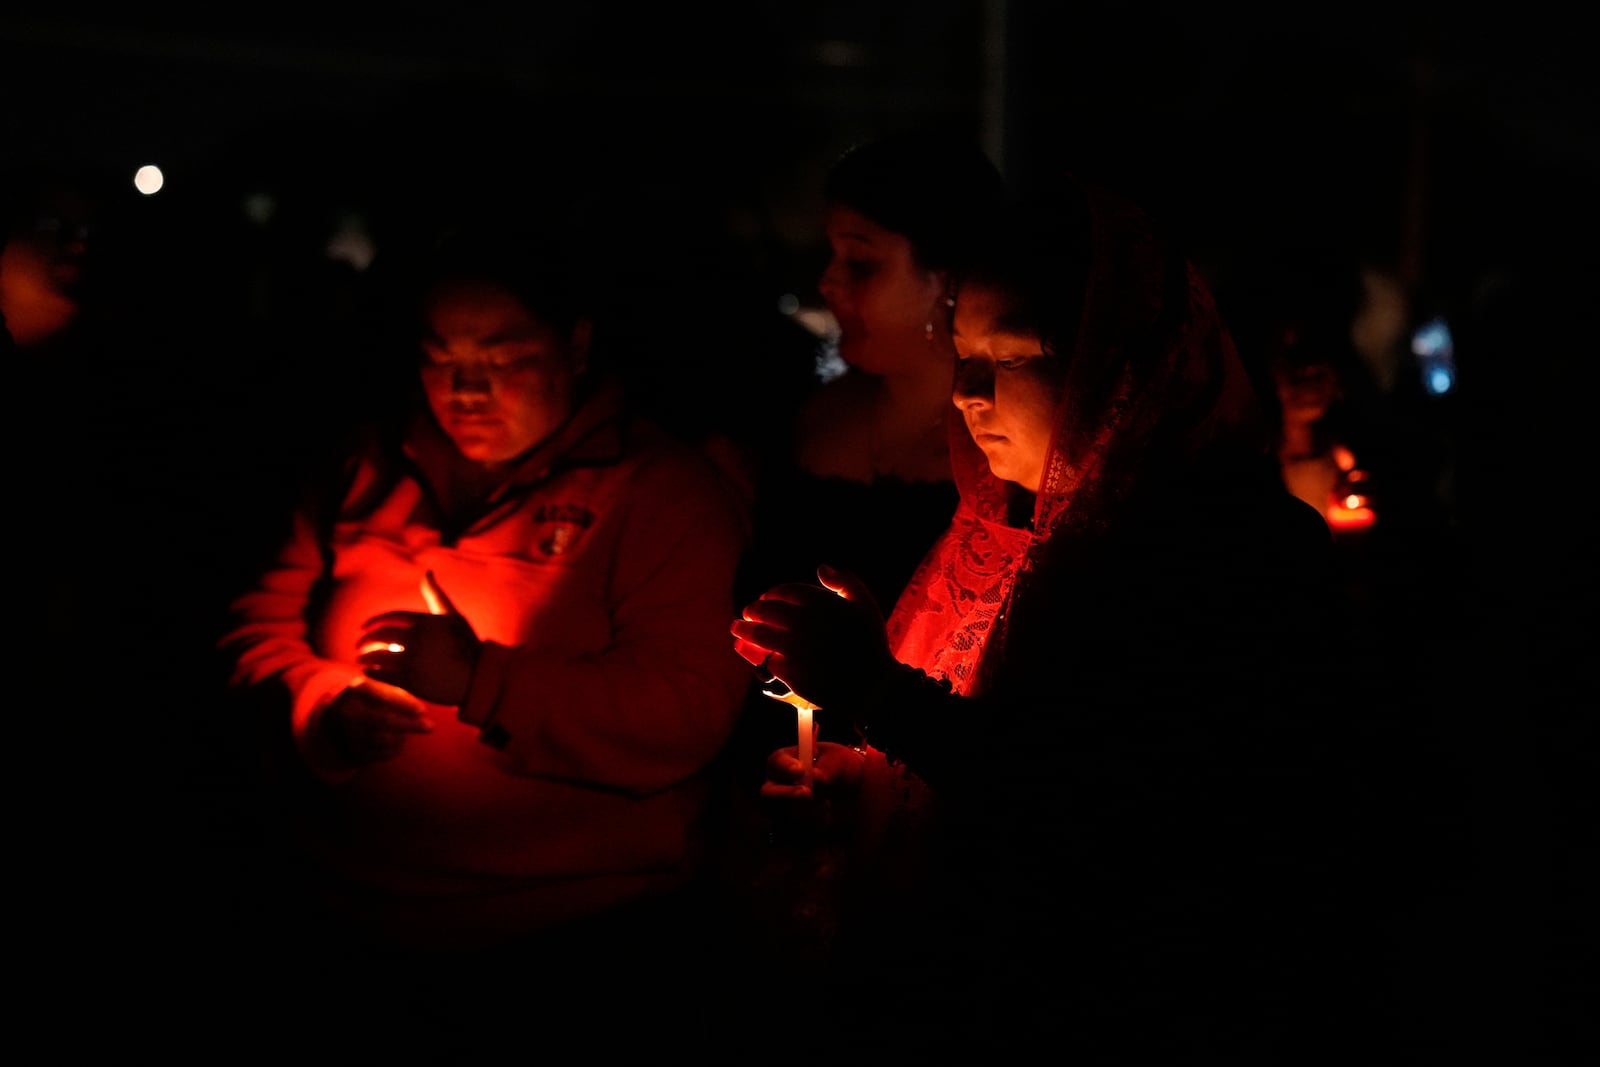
[533,503,595,557]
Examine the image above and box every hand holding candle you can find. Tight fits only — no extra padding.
[730,564,896,795]
[1325,469,1376,534]
[358,571,483,706]
[731,563,893,704]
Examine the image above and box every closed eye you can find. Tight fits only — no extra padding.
[420,345,555,371]
[996,350,1045,369]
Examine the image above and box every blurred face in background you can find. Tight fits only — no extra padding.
[817,204,947,376]
[419,277,590,465]
[1271,353,1341,429]
[951,278,1069,494]
[0,183,99,347]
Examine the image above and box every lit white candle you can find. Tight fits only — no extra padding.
[761,675,819,794]
[796,704,815,793]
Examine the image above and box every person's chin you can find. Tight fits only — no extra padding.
[977,442,1017,481]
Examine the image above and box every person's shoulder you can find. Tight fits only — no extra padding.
[1136,467,1333,571]
[621,416,753,522]
[1209,484,1340,609]
[1208,481,1334,557]
[1251,482,1336,548]
[621,415,718,472]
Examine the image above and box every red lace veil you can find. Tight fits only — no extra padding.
[885,184,1273,696]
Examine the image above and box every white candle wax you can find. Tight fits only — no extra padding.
[796,705,815,792]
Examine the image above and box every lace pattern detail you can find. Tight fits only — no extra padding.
[887,507,1032,697]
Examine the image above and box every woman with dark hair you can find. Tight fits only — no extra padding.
[735,129,1012,632]
[734,179,1384,1059]
[723,130,1011,796]
[710,129,1014,987]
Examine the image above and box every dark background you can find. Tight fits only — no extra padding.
[8,3,1596,281]
[7,3,1593,1058]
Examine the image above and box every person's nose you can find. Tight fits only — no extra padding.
[450,362,493,394]
[952,358,993,410]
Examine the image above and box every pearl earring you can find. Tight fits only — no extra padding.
[925,320,935,341]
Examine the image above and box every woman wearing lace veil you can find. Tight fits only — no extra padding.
[733,176,1385,1059]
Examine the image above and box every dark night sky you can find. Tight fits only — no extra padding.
[6,3,1595,287]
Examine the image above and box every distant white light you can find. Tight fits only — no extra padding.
[133,165,164,195]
